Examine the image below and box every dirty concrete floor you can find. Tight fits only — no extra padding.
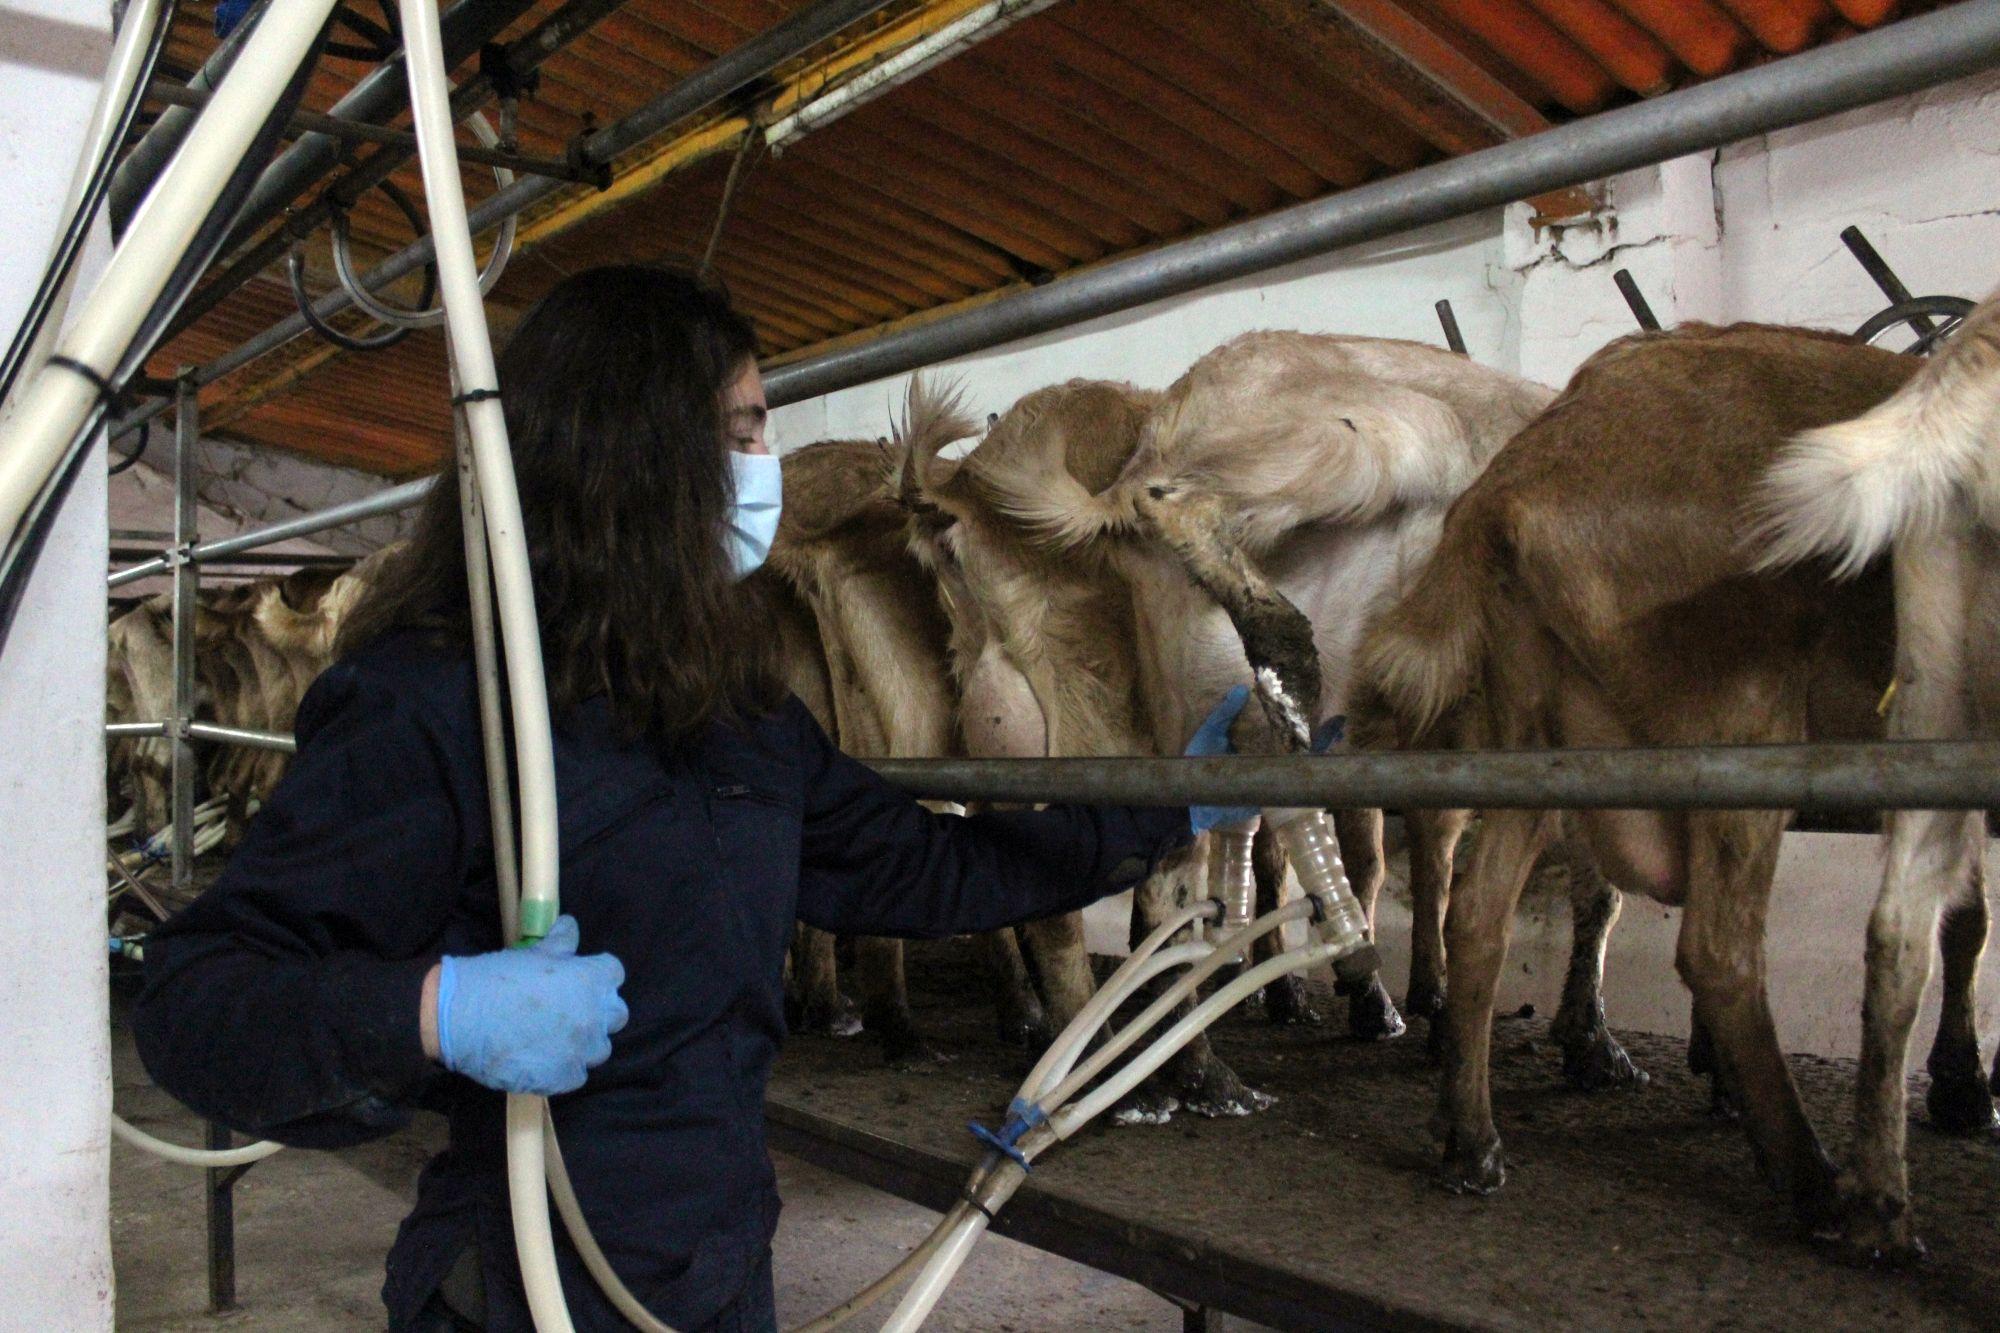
[108,1017,1197,1331]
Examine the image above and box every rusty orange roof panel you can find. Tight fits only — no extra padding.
[132,0,1952,476]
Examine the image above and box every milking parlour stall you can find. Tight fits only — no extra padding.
[3,0,2000,1328]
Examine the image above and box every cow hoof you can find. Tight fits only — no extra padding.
[1174,1060,1276,1119]
[1925,1066,1999,1135]
[1262,973,1322,1027]
[1403,983,1445,1025]
[1176,1088,1272,1112]
[879,1029,952,1070]
[1438,1136,1506,1196]
[1343,976,1406,1041]
[1815,1184,1927,1268]
[1110,1088,1181,1127]
[1560,1030,1649,1093]
[797,995,864,1039]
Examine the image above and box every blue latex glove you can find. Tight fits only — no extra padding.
[435,915,629,1096]
[1186,685,1255,834]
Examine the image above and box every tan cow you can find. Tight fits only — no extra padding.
[106,546,396,844]
[763,387,1047,1061]
[1348,323,1992,1257]
[1756,289,2000,1261]
[898,333,1563,1115]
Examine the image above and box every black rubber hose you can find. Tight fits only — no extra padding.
[0,0,177,412]
[1853,296,1978,352]
[106,421,150,477]
[0,15,332,653]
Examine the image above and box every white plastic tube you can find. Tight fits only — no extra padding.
[110,1113,284,1168]
[0,0,165,426]
[0,0,341,547]
[394,2,568,1328]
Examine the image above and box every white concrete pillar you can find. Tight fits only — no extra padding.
[0,2,115,1327]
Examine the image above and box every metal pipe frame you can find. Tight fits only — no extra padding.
[206,0,542,265]
[108,477,430,588]
[760,1,2000,405]
[112,0,898,419]
[159,0,635,344]
[143,81,588,183]
[159,377,239,1313]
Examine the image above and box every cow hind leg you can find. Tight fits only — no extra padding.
[1436,808,1552,1194]
[1924,846,1996,1133]
[859,937,944,1066]
[1332,808,1403,1040]
[1545,840,1645,1091]
[982,928,1047,1048]
[1247,822,1320,1027]
[1131,850,1271,1122]
[1677,812,1839,1233]
[790,925,862,1038]
[1837,808,1985,1264]
[1405,808,1468,1058]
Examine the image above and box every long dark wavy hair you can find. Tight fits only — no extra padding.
[338,265,786,744]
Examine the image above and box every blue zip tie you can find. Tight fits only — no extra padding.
[968,1098,1047,1172]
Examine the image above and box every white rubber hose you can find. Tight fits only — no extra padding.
[110,1113,284,1168]
[394,2,567,1328]
[0,0,342,549]
[0,0,165,427]
[885,919,1352,1330]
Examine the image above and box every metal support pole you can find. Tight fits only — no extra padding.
[760,2,2000,405]
[1434,298,1466,354]
[1612,268,1661,330]
[166,374,239,1311]
[205,1120,237,1312]
[1840,224,1933,334]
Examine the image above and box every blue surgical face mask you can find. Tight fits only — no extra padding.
[726,451,782,580]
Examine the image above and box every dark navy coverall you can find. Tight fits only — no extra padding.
[132,631,1190,1331]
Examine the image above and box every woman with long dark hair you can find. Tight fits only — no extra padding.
[132,267,1242,1332]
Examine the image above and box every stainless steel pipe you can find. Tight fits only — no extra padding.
[108,478,430,588]
[864,742,2000,812]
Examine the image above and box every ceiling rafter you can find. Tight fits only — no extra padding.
[1254,0,1602,221]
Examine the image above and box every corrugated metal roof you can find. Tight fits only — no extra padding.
[139,0,1952,476]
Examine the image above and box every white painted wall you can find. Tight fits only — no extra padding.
[0,2,115,1328]
[785,68,2000,1064]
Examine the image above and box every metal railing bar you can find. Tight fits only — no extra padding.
[107,477,431,588]
[863,742,2000,812]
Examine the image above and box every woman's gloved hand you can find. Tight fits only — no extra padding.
[434,915,629,1096]
[1185,684,1255,834]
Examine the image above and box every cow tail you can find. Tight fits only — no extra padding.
[1755,290,2000,578]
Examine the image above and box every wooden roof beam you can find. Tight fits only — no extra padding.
[1248,0,1602,223]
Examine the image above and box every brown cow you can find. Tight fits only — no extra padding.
[1349,322,1991,1255]
[1756,288,2000,1260]
[763,385,1046,1061]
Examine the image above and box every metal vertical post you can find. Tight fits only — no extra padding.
[169,374,237,1313]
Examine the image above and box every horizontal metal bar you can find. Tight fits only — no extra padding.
[762,1,2000,405]
[144,82,588,182]
[109,546,354,569]
[863,742,2000,812]
[186,721,296,752]
[108,478,431,588]
[107,720,295,751]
